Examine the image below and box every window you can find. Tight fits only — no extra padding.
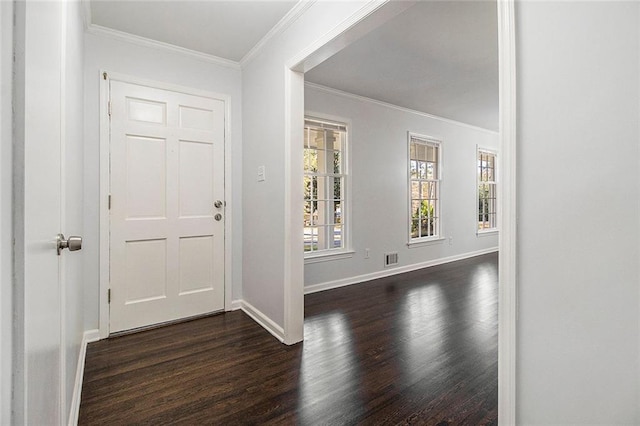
[409,134,441,241]
[477,149,497,231]
[304,118,348,255]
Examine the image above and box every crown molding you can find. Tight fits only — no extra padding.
[240,0,316,67]
[86,24,241,70]
[304,82,499,134]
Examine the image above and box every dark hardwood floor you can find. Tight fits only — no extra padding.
[79,252,498,425]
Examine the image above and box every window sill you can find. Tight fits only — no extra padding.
[304,250,355,264]
[407,237,445,249]
[477,229,499,237]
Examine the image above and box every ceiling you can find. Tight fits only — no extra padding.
[90,0,498,130]
[305,1,499,131]
[90,0,298,62]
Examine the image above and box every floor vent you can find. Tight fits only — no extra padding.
[384,252,399,267]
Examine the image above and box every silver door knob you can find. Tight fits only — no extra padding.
[214,213,222,221]
[214,200,223,209]
[57,233,82,255]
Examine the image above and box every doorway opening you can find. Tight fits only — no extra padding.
[284,0,516,421]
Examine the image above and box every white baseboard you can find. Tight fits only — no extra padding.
[240,300,285,343]
[230,299,242,311]
[305,247,498,295]
[68,329,99,426]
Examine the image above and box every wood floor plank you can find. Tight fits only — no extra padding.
[79,252,498,425]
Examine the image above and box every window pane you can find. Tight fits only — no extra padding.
[411,219,419,238]
[304,148,318,173]
[317,226,329,251]
[332,177,343,200]
[332,225,342,248]
[410,160,418,179]
[422,182,436,200]
[411,181,419,199]
[304,201,313,226]
[332,201,342,224]
[426,162,434,180]
[303,175,311,200]
[332,150,342,174]
[418,161,427,179]
[412,200,421,220]
[410,143,416,160]
[305,227,318,252]
[420,218,432,237]
[306,128,322,149]
[417,143,426,161]
[314,201,326,225]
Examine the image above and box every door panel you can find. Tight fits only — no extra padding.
[16,1,63,424]
[109,81,225,333]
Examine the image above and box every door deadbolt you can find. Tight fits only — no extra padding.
[214,200,223,209]
[57,233,82,255]
[214,213,222,221]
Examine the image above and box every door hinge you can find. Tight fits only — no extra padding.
[108,101,112,117]
[103,71,108,80]
[108,194,111,210]
[108,289,111,304]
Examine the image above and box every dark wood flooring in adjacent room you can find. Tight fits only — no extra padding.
[79,252,498,425]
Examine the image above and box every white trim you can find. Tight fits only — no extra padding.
[304,250,355,264]
[406,237,445,248]
[497,0,517,423]
[305,248,498,295]
[98,71,110,339]
[240,300,285,343]
[286,1,415,72]
[283,68,305,345]
[67,330,99,426]
[98,71,234,338]
[86,24,241,70]
[240,0,317,67]
[230,299,242,311]
[306,82,499,135]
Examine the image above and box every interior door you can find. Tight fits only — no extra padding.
[16,2,63,424]
[109,80,225,333]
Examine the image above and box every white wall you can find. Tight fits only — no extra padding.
[516,1,640,423]
[0,1,12,424]
[242,0,380,331]
[83,33,243,330]
[304,85,498,289]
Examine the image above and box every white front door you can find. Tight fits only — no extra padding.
[109,80,226,333]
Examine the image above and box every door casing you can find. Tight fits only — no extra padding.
[98,72,234,338]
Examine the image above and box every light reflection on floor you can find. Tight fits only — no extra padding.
[298,312,362,424]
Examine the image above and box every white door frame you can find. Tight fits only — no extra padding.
[282,0,517,421]
[98,71,234,338]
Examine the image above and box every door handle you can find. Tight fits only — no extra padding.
[57,233,82,255]
[214,200,223,209]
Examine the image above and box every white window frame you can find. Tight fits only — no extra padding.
[407,132,443,246]
[477,146,498,235]
[303,114,353,263]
